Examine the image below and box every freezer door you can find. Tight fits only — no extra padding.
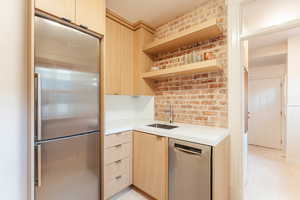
[34,16,100,140]
[35,133,99,200]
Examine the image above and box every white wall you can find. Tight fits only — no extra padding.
[104,95,154,132]
[287,36,300,164]
[287,36,300,106]
[250,42,287,59]
[0,0,27,199]
[249,64,286,80]
[243,0,300,33]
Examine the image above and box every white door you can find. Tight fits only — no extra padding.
[248,78,282,149]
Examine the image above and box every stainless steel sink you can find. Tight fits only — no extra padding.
[147,123,178,130]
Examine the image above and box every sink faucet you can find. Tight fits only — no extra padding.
[168,104,173,124]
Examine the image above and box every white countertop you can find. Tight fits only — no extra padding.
[105,121,229,146]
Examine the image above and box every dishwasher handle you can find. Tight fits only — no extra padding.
[174,143,202,156]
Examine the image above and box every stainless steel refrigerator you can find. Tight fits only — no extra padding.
[34,15,100,200]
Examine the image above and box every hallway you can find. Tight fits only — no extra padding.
[246,145,300,200]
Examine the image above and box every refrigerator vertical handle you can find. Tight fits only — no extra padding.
[35,72,42,141]
[35,145,42,187]
[34,73,42,187]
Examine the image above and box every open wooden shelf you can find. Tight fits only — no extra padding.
[143,19,222,55]
[141,59,220,80]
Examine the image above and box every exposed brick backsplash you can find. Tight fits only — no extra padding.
[154,0,226,41]
[153,0,228,128]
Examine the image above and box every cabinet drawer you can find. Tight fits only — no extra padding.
[104,143,131,164]
[104,158,130,182]
[104,173,130,199]
[104,131,132,149]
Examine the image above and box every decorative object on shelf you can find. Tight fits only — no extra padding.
[195,52,202,62]
[180,55,186,65]
[204,52,214,61]
[152,49,217,72]
[187,52,193,64]
[191,51,196,63]
[151,66,160,71]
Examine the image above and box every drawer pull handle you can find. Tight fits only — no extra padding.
[61,17,71,23]
[79,24,88,29]
[115,144,122,148]
[115,175,122,180]
[115,160,122,164]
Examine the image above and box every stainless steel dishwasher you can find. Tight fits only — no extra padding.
[169,138,212,200]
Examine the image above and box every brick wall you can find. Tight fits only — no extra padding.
[153,0,228,128]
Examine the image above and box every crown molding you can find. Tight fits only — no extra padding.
[106,8,156,34]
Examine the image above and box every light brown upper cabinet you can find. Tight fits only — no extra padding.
[133,131,168,200]
[76,0,105,34]
[133,28,154,96]
[35,0,76,22]
[35,0,105,35]
[105,17,134,95]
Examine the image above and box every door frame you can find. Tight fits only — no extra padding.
[235,1,300,200]
[248,77,284,150]
[227,1,245,200]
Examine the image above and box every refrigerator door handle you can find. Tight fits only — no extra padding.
[35,73,42,187]
[35,144,42,187]
[35,72,42,141]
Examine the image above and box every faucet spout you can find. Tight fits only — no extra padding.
[169,104,173,124]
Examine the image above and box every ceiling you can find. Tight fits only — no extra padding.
[247,28,300,68]
[106,0,206,28]
[248,26,300,50]
[247,26,300,68]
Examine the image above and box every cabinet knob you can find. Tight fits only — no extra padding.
[61,17,71,23]
[79,24,88,29]
[115,159,122,164]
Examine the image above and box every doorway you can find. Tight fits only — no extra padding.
[246,37,287,151]
[243,27,300,200]
[248,77,283,149]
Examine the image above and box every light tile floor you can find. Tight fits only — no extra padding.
[112,145,300,200]
[246,145,300,200]
[110,188,148,200]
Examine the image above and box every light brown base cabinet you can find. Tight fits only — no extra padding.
[104,130,229,200]
[212,136,230,200]
[132,131,168,200]
[104,131,133,199]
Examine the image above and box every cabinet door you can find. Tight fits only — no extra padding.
[76,0,105,34]
[133,28,154,96]
[35,0,75,22]
[105,18,121,95]
[105,18,134,95]
[133,131,168,200]
[120,25,134,95]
